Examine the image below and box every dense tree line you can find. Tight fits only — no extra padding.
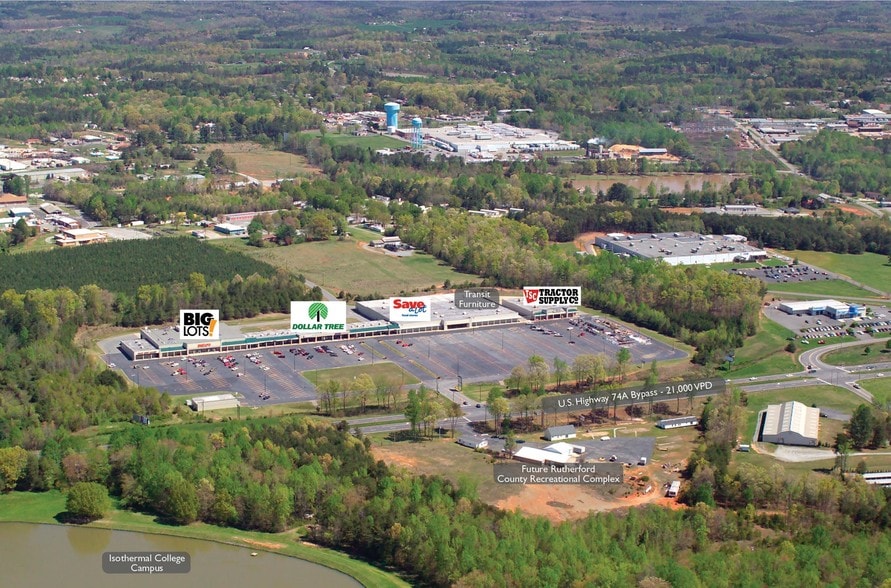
[781,131,891,195]
[401,210,764,364]
[5,414,891,587]
[0,238,276,295]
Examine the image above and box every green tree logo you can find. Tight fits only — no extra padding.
[308,302,328,322]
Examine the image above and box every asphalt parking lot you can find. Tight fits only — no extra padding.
[102,318,687,408]
[734,264,832,284]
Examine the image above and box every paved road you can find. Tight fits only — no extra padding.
[798,339,875,402]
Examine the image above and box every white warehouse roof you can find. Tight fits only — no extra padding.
[761,401,819,446]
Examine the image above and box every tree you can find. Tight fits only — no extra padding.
[66,482,110,521]
[490,397,510,435]
[527,355,549,393]
[504,430,516,455]
[848,405,875,449]
[163,474,199,525]
[553,357,568,391]
[616,348,632,383]
[0,446,29,492]
[354,373,374,413]
[448,402,463,438]
[834,434,852,473]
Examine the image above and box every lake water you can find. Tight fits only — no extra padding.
[572,173,739,194]
[0,523,362,588]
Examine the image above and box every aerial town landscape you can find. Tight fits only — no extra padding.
[0,2,890,586]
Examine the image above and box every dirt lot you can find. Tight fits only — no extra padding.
[371,427,690,523]
[832,204,872,218]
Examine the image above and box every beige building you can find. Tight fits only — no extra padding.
[759,401,820,446]
[55,228,107,247]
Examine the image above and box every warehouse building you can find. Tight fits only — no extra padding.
[594,231,767,266]
[656,416,699,429]
[544,425,577,441]
[55,228,107,247]
[186,393,239,412]
[758,401,820,447]
[213,222,246,236]
[777,299,864,319]
[424,122,578,154]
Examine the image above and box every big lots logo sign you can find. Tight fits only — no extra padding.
[389,296,432,322]
[179,310,220,340]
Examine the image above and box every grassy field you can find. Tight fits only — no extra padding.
[761,258,790,268]
[766,279,877,299]
[0,491,408,588]
[779,250,891,293]
[861,377,891,407]
[725,317,799,378]
[212,141,317,180]
[741,384,865,442]
[822,343,891,366]
[215,236,480,297]
[709,261,762,271]
[369,435,516,503]
[322,133,407,150]
[303,362,420,388]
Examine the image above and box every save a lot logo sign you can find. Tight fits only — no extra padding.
[389,296,432,322]
[290,301,346,333]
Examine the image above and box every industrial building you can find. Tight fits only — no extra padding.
[44,214,80,229]
[513,442,586,465]
[778,299,865,320]
[457,436,488,450]
[656,416,699,429]
[594,231,767,266]
[544,425,577,441]
[186,393,239,412]
[8,207,34,218]
[54,228,107,247]
[355,293,521,333]
[758,401,820,447]
[424,122,578,154]
[213,222,246,236]
[0,193,28,207]
[14,167,88,186]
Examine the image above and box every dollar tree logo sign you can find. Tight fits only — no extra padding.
[308,302,328,322]
[290,301,346,334]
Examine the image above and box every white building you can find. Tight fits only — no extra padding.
[186,393,239,412]
[594,232,767,266]
[759,401,820,447]
[778,299,864,319]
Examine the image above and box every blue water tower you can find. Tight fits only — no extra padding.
[384,102,400,133]
[411,117,423,149]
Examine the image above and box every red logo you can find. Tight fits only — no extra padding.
[523,288,539,304]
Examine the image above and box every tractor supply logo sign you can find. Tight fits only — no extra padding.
[522,287,581,306]
[179,310,219,340]
[290,301,346,333]
[389,296,432,322]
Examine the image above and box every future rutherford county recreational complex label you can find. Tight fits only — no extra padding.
[522,286,581,306]
[494,463,623,485]
[541,377,726,414]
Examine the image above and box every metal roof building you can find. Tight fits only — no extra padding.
[594,231,768,266]
[544,425,577,441]
[759,401,820,447]
[656,416,699,429]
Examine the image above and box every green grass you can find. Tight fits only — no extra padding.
[322,133,407,151]
[779,250,891,294]
[766,279,877,299]
[761,258,790,268]
[214,141,316,179]
[742,384,865,440]
[0,491,408,588]
[725,317,799,378]
[217,236,480,297]
[822,343,891,367]
[303,362,420,389]
[860,377,891,408]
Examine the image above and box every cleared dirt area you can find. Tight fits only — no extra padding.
[832,204,872,217]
